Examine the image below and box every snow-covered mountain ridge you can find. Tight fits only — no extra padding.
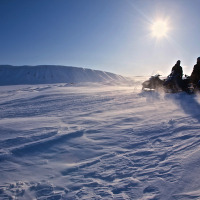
[0,65,130,85]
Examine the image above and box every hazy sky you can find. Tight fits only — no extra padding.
[1,0,200,76]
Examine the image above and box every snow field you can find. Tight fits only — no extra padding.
[0,81,200,199]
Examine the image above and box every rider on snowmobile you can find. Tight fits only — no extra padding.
[164,60,183,90]
[190,57,200,86]
[171,60,183,79]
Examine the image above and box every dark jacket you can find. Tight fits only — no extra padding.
[172,64,183,78]
[191,62,200,84]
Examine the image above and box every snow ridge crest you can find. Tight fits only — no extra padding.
[0,65,129,85]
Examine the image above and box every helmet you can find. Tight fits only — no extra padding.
[176,60,181,64]
[197,57,200,62]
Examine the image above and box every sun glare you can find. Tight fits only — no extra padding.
[151,19,169,38]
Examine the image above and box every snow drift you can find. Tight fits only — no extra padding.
[1,81,200,199]
[0,65,130,85]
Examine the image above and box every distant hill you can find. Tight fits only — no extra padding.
[0,65,131,85]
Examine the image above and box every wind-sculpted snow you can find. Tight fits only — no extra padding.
[1,80,200,199]
[0,65,131,85]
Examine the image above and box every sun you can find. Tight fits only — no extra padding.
[151,19,169,38]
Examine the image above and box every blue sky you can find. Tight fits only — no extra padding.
[1,0,200,76]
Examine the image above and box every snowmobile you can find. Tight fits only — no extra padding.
[142,73,194,94]
[142,74,163,91]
